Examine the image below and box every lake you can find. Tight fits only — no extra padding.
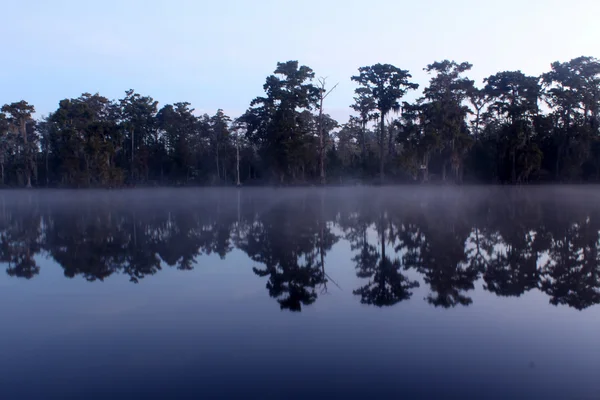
[0,187,599,399]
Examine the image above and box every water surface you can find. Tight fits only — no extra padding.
[0,187,599,399]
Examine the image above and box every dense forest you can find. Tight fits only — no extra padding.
[1,56,599,187]
[2,188,600,311]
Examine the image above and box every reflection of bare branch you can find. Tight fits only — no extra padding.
[325,272,342,291]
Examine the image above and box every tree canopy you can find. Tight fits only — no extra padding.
[1,56,600,187]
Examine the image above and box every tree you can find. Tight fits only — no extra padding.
[1,101,36,187]
[541,57,600,180]
[156,102,199,183]
[420,60,474,182]
[468,88,490,141]
[316,77,339,185]
[351,87,378,172]
[0,112,10,185]
[351,64,418,182]
[333,117,363,178]
[119,90,159,183]
[241,61,320,183]
[484,71,542,183]
[230,120,247,186]
[48,93,123,186]
[209,109,232,183]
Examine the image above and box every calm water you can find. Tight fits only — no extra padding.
[1,187,599,399]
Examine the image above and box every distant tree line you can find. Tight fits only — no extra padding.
[1,56,599,187]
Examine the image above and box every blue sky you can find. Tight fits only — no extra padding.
[2,0,598,122]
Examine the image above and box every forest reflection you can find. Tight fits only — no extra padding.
[1,189,600,312]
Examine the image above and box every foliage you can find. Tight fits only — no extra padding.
[1,57,600,187]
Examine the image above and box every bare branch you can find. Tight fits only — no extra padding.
[323,82,340,100]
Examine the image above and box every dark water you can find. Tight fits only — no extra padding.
[1,187,599,400]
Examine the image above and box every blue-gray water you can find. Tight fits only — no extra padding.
[0,187,599,400]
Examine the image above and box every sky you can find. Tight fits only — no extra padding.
[1,0,599,123]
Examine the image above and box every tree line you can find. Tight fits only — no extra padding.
[2,188,599,311]
[1,56,599,187]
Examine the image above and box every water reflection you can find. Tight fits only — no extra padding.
[351,211,419,307]
[2,188,600,311]
[237,196,337,311]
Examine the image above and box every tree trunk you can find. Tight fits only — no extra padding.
[511,150,517,184]
[474,109,481,141]
[555,141,563,181]
[316,79,337,184]
[131,130,135,182]
[442,162,447,182]
[318,94,325,185]
[361,121,367,173]
[388,118,393,157]
[21,121,31,188]
[216,146,220,181]
[379,115,385,183]
[25,165,32,188]
[236,136,241,186]
[422,153,429,183]
[45,147,49,187]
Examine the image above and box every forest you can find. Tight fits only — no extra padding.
[1,56,599,187]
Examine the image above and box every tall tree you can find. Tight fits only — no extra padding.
[156,102,198,183]
[484,71,542,183]
[241,61,320,183]
[209,109,232,182]
[0,112,9,185]
[541,57,600,180]
[351,87,378,172]
[119,90,159,183]
[1,101,36,187]
[316,77,339,185]
[351,64,418,182]
[48,93,123,186]
[421,60,474,182]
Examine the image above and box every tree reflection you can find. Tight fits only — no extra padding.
[400,200,478,308]
[0,200,42,279]
[540,207,600,310]
[44,207,129,281]
[238,194,338,311]
[121,212,162,283]
[351,211,419,307]
[481,195,548,297]
[0,189,599,311]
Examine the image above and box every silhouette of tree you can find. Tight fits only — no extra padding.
[120,212,162,283]
[43,206,128,281]
[351,64,419,182]
[541,207,600,310]
[482,195,548,297]
[0,202,42,279]
[351,210,419,307]
[239,196,336,311]
[400,201,478,308]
